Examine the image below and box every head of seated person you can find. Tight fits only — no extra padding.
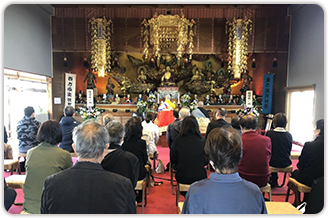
[272,112,287,129]
[105,121,124,147]
[124,117,143,142]
[64,106,75,117]
[37,120,63,146]
[103,113,114,126]
[239,114,257,132]
[205,127,242,174]
[72,120,109,163]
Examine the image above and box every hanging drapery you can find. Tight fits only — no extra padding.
[226,17,253,79]
[61,10,67,67]
[141,12,195,62]
[211,18,214,54]
[89,17,112,77]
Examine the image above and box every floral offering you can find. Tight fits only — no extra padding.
[180,94,191,107]
[77,105,105,121]
[137,100,148,112]
[236,103,261,117]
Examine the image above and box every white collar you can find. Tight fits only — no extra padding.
[273,127,286,132]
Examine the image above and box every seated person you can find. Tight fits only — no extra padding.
[17,106,41,171]
[41,120,136,214]
[182,127,267,214]
[103,113,114,126]
[23,120,73,214]
[101,121,139,188]
[122,117,148,181]
[4,142,13,159]
[304,176,324,214]
[238,115,271,188]
[59,106,81,152]
[266,113,293,188]
[231,116,242,135]
[291,119,324,187]
[170,116,208,192]
[142,112,159,155]
[4,178,17,211]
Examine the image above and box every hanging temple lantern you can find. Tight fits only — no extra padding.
[141,12,195,64]
[226,17,252,79]
[89,17,112,77]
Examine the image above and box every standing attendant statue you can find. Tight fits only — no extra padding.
[114,94,120,104]
[137,94,143,103]
[106,77,115,97]
[125,94,131,104]
[217,94,224,105]
[83,70,97,89]
[238,95,245,105]
[204,95,211,106]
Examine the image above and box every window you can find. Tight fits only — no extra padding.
[286,85,315,145]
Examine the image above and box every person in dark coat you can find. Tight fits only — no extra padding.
[166,107,180,149]
[41,120,136,214]
[122,117,148,181]
[17,106,41,153]
[101,121,139,187]
[59,106,81,152]
[4,126,8,143]
[17,106,41,172]
[291,119,324,187]
[304,176,324,214]
[166,107,189,149]
[4,178,17,211]
[205,108,231,139]
[170,116,208,194]
[266,113,293,188]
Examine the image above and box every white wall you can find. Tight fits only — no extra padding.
[4,4,54,77]
[287,4,324,121]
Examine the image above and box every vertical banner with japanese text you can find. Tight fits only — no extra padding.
[262,73,274,114]
[246,90,253,108]
[86,89,94,107]
[65,73,76,108]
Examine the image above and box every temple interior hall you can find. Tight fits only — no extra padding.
[3,3,325,215]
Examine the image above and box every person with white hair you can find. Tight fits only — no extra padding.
[192,101,210,119]
[41,120,136,214]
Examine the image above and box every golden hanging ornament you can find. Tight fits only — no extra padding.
[226,16,252,79]
[89,17,112,77]
[141,12,195,61]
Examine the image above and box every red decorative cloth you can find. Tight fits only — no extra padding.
[157,111,175,127]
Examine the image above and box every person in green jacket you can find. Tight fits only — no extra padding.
[22,120,73,214]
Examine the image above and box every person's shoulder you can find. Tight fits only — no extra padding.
[124,150,138,159]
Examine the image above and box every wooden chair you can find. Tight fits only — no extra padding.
[5,174,26,189]
[260,183,272,201]
[269,165,293,187]
[4,159,21,175]
[135,178,147,214]
[6,174,26,205]
[176,183,190,206]
[145,165,151,194]
[177,202,184,214]
[169,162,177,195]
[285,178,311,207]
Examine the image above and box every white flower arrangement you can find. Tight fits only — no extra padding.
[181,94,191,107]
[236,104,261,117]
[77,105,104,121]
[189,100,198,111]
[137,100,147,112]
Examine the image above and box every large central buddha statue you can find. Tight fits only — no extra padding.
[160,65,176,87]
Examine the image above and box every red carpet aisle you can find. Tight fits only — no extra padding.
[6,145,300,214]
